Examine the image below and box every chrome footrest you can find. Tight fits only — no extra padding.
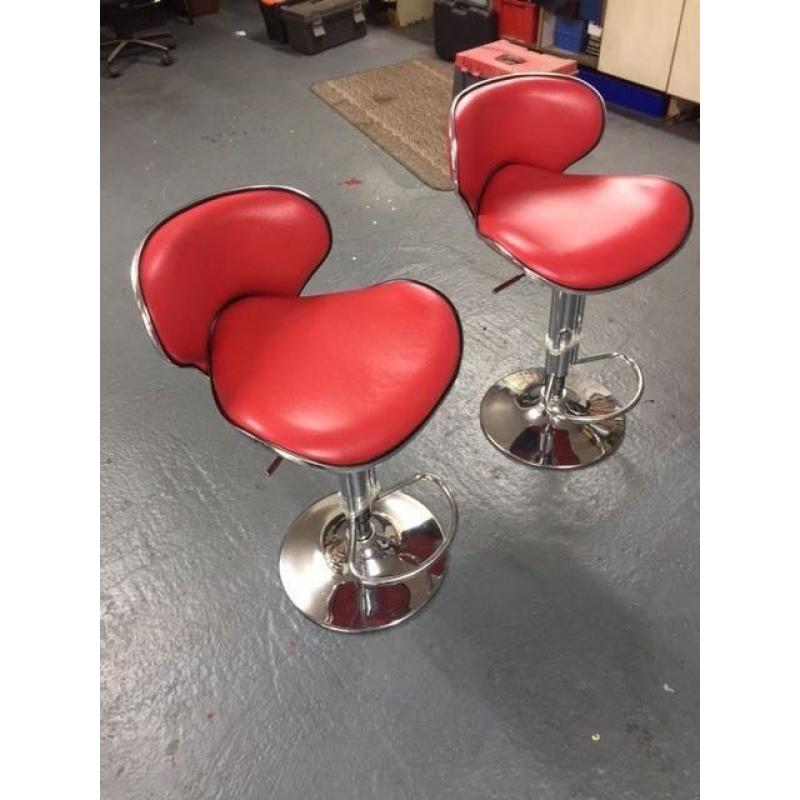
[347,473,458,587]
[543,351,645,425]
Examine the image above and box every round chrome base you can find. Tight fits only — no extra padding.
[278,491,447,633]
[479,367,626,470]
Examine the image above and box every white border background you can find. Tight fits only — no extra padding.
[3,2,99,796]
[701,2,800,798]
[2,2,798,797]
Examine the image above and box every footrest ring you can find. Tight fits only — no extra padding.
[347,473,458,587]
[543,352,645,425]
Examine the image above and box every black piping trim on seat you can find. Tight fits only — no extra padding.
[134,185,334,373]
[205,279,464,472]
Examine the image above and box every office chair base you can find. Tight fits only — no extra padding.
[279,490,447,633]
[102,32,176,77]
[480,367,626,469]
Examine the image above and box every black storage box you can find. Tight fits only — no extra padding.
[281,0,367,55]
[433,0,497,63]
[452,68,485,97]
[260,1,289,43]
[259,0,305,44]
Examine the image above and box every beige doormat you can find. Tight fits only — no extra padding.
[311,59,454,191]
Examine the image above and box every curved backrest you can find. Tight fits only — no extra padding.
[449,74,606,215]
[133,186,332,372]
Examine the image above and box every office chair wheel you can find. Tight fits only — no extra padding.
[107,65,121,79]
[161,53,174,67]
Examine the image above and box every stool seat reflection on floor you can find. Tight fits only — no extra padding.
[133,185,462,632]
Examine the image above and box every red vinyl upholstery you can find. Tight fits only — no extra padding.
[209,283,461,468]
[450,75,692,291]
[134,188,462,468]
[477,165,691,291]
[137,187,331,372]
[450,74,605,215]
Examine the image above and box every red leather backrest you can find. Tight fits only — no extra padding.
[449,74,605,215]
[135,187,332,372]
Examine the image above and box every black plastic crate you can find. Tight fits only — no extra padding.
[260,1,289,43]
[259,0,306,43]
[433,0,498,63]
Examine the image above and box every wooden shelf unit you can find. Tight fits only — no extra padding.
[533,1,699,105]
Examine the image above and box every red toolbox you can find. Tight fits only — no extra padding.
[453,39,578,95]
[496,0,539,46]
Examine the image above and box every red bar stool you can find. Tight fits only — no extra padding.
[132,186,462,632]
[449,74,692,469]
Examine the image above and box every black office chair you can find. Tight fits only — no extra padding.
[100,0,176,78]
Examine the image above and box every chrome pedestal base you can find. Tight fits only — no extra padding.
[480,367,626,469]
[278,491,447,633]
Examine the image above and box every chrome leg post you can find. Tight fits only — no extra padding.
[337,468,379,543]
[571,294,586,363]
[543,289,585,403]
[480,287,628,469]
[337,468,380,620]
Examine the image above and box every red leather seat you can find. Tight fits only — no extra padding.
[450,74,692,292]
[135,187,462,468]
[209,282,461,468]
[477,164,691,291]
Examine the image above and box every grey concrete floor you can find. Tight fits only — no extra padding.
[101,3,699,798]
